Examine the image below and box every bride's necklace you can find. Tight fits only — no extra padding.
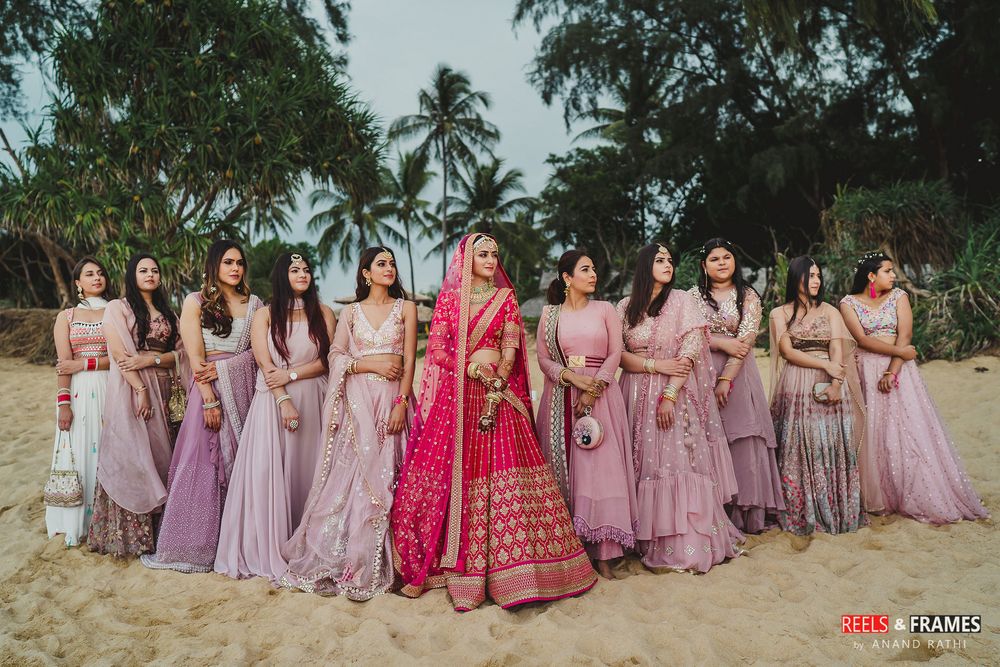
[469,280,497,305]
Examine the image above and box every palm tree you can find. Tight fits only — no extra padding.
[448,157,537,236]
[379,150,434,295]
[389,64,499,279]
[307,187,402,272]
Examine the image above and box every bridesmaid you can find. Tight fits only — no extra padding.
[89,253,181,557]
[215,251,334,581]
[840,251,987,524]
[769,256,866,536]
[690,238,784,534]
[280,247,417,599]
[142,240,262,573]
[47,257,110,546]
[617,243,742,573]
[535,249,637,580]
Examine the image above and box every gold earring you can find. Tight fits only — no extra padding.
[564,281,570,297]
[365,275,372,287]
[77,285,84,299]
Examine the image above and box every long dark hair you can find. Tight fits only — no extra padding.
[123,253,178,350]
[697,238,757,329]
[625,243,675,328]
[201,239,250,337]
[72,256,109,301]
[355,246,407,302]
[269,252,330,368]
[784,255,823,327]
[850,251,893,295]
[546,248,589,305]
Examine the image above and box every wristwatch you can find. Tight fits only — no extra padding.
[154,355,162,366]
[289,370,298,382]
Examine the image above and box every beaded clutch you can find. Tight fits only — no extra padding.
[43,431,83,508]
[572,407,604,450]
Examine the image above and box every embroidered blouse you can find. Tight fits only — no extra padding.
[351,299,405,356]
[689,287,762,340]
[840,288,905,338]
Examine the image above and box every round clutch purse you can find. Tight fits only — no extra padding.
[572,406,604,450]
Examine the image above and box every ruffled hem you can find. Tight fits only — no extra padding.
[572,516,637,549]
[636,471,742,541]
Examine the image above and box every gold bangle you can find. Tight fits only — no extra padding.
[467,362,481,379]
[558,368,571,387]
[643,358,656,374]
[716,376,734,384]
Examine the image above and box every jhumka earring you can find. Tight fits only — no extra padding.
[365,275,373,287]
[564,281,571,297]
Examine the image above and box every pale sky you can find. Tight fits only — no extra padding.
[0,1,576,302]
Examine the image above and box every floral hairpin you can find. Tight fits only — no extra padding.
[856,251,886,265]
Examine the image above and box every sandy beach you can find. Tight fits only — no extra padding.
[1,351,997,665]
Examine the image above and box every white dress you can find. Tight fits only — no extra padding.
[45,299,109,546]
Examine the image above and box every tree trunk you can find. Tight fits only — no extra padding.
[404,217,416,298]
[32,234,73,306]
[440,137,449,281]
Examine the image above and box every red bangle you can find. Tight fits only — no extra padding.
[86,358,97,371]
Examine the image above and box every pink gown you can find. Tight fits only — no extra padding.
[689,287,784,533]
[841,289,988,523]
[279,299,411,599]
[617,291,743,572]
[535,300,638,560]
[214,318,327,581]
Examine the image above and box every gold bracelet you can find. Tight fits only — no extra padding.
[467,362,481,379]
[558,368,571,387]
[716,376,734,384]
[643,358,656,374]
[133,385,147,393]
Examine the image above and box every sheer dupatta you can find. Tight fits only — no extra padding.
[198,292,262,487]
[98,299,185,515]
[403,234,532,571]
[768,302,876,508]
[539,304,571,504]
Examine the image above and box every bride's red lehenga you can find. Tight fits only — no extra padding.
[390,234,597,611]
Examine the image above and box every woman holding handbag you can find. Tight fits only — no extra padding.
[535,249,637,580]
[769,256,866,536]
[142,240,262,573]
[46,257,111,546]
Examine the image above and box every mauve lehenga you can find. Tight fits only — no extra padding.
[88,300,180,557]
[390,234,597,611]
[214,303,327,581]
[842,289,987,524]
[618,290,743,573]
[690,287,785,533]
[279,299,411,599]
[535,300,638,561]
[141,293,261,573]
[768,303,866,536]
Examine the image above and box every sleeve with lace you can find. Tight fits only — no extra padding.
[596,302,623,384]
[736,289,763,341]
[678,328,703,361]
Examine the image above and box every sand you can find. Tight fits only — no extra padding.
[1,351,997,666]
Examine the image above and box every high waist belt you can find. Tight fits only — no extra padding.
[566,355,605,369]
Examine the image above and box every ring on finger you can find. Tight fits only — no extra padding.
[288,419,299,431]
